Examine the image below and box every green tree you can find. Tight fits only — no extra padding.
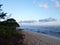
[0,4,24,45]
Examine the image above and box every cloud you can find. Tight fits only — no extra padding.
[33,0,37,4]
[51,0,58,2]
[33,0,49,8]
[39,4,49,8]
[51,0,60,8]
[33,1,36,4]
[33,0,60,8]
[21,21,60,26]
[55,1,60,8]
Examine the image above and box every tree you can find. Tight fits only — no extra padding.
[0,4,2,11]
[6,18,20,29]
[0,12,7,19]
[0,4,24,45]
[0,4,7,21]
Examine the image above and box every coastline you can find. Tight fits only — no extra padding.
[22,30,60,45]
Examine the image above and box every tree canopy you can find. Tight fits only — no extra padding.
[0,4,7,21]
[0,4,24,45]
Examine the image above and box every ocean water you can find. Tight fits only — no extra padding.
[20,25,60,38]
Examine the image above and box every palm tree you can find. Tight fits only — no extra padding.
[0,12,7,19]
[0,4,2,11]
[0,4,7,21]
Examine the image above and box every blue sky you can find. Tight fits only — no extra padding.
[0,0,60,22]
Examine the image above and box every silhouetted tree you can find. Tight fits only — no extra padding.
[7,18,16,22]
[0,4,2,11]
[0,12,7,19]
[6,18,20,29]
[0,4,7,21]
[0,4,24,45]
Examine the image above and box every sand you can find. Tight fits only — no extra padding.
[22,30,60,45]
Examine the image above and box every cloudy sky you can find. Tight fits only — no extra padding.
[0,0,60,21]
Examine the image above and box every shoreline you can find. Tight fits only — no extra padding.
[23,30,60,40]
[31,31,60,40]
[22,30,60,45]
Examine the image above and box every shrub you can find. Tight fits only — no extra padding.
[0,19,24,45]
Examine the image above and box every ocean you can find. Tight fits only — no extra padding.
[20,25,60,38]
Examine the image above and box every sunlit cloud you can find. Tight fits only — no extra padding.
[39,4,49,8]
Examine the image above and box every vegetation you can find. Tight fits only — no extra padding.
[0,4,24,45]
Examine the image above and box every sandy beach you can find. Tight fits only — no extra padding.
[22,30,60,45]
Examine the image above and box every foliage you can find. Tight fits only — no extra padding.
[0,4,7,21]
[0,25,24,45]
[0,18,24,45]
[0,4,24,45]
[0,12,7,19]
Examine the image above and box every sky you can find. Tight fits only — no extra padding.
[0,0,60,22]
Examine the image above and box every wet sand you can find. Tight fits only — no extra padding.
[22,30,60,45]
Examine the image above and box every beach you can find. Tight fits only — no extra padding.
[22,30,60,45]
